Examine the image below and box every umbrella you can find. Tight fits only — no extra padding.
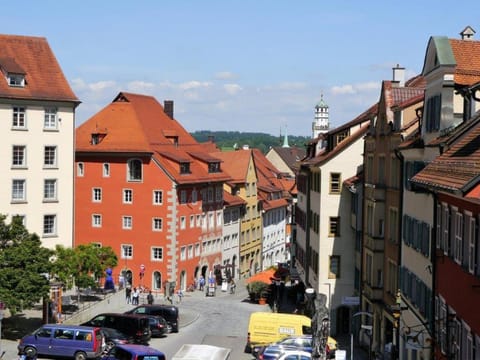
[245,268,276,284]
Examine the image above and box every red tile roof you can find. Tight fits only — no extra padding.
[210,150,253,182]
[411,115,480,194]
[450,39,480,85]
[76,92,231,184]
[223,191,246,207]
[0,34,78,103]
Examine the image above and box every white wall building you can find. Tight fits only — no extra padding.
[0,34,79,249]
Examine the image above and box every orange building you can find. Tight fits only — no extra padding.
[75,92,230,293]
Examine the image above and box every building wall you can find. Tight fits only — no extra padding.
[262,206,287,269]
[0,101,75,249]
[222,205,241,279]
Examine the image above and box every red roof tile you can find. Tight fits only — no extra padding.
[450,39,480,85]
[0,34,78,102]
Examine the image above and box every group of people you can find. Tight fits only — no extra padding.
[125,286,141,305]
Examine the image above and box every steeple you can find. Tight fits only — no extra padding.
[282,125,290,148]
[312,93,330,138]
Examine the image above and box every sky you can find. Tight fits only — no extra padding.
[3,1,480,136]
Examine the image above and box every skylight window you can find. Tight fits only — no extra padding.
[8,73,25,87]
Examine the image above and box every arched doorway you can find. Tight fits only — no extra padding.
[123,269,133,287]
[152,271,162,292]
[179,270,186,291]
[201,264,208,279]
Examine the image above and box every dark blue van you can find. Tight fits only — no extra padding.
[18,324,103,360]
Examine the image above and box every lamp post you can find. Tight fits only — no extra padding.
[323,282,332,320]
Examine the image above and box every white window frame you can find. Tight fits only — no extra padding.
[123,189,133,204]
[122,216,132,230]
[127,158,142,182]
[151,247,163,261]
[192,189,197,203]
[180,190,187,204]
[180,216,186,229]
[442,204,449,255]
[12,145,26,167]
[92,188,102,203]
[44,179,57,201]
[44,107,58,130]
[454,210,463,264]
[216,211,222,227]
[103,163,110,177]
[121,244,133,259]
[188,245,193,259]
[152,217,163,231]
[12,179,26,202]
[92,214,102,227]
[190,215,195,228]
[195,243,200,256]
[153,190,163,205]
[180,246,186,260]
[12,106,26,129]
[43,214,57,236]
[43,145,57,168]
[77,162,84,177]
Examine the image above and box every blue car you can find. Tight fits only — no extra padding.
[102,344,166,360]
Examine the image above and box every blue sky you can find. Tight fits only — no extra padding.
[3,1,480,136]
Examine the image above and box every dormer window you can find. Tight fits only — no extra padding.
[8,73,25,87]
[208,162,221,173]
[180,162,190,174]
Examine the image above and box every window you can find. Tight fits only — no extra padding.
[454,211,463,264]
[188,245,193,258]
[192,189,197,203]
[92,214,102,227]
[44,146,57,167]
[77,162,84,177]
[9,74,25,87]
[329,217,340,236]
[12,106,26,128]
[468,216,476,274]
[44,179,57,201]
[208,162,220,173]
[152,218,163,231]
[425,94,441,132]
[43,214,56,236]
[180,162,190,174]
[123,189,133,204]
[329,255,340,278]
[121,244,133,259]
[180,216,186,229]
[12,179,26,201]
[196,214,201,227]
[180,246,186,260]
[92,188,102,202]
[216,186,223,202]
[153,190,163,205]
[195,243,200,256]
[151,247,163,261]
[190,215,195,228]
[216,211,222,227]
[389,208,398,243]
[44,107,57,130]
[123,216,132,229]
[127,159,142,181]
[180,190,187,204]
[12,145,26,167]
[103,163,110,177]
[378,156,385,185]
[330,173,341,193]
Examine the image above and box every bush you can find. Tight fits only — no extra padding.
[247,281,269,302]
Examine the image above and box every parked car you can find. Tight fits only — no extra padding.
[256,335,336,360]
[257,345,300,360]
[125,304,179,333]
[101,344,166,360]
[277,349,311,360]
[146,315,168,337]
[100,327,135,348]
[17,324,103,360]
[81,313,151,344]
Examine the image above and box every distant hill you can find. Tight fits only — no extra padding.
[191,130,310,153]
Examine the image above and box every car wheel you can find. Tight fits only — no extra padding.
[106,340,116,349]
[24,346,37,358]
[75,351,87,360]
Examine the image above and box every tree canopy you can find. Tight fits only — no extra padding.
[0,215,53,315]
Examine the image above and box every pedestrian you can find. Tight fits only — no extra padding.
[176,289,184,303]
[147,291,154,305]
[132,287,140,305]
[125,286,132,304]
[199,276,205,291]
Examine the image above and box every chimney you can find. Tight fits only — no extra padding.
[392,64,405,87]
[164,100,174,119]
[460,25,475,40]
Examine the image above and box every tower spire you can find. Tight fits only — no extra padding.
[282,125,290,148]
[312,92,329,138]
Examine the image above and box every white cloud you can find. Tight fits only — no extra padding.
[127,81,155,92]
[214,71,238,80]
[89,80,117,91]
[178,81,212,90]
[331,81,380,95]
[331,84,355,95]
[223,83,242,95]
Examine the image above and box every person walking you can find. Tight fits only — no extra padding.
[132,287,140,305]
[147,291,154,305]
[125,286,132,304]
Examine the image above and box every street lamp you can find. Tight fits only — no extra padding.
[323,282,332,320]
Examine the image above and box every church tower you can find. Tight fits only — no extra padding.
[312,94,329,138]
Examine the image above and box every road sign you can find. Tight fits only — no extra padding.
[342,296,360,306]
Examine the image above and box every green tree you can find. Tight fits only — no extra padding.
[0,215,53,315]
[52,244,118,290]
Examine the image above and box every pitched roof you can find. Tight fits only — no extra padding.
[411,114,480,194]
[210,150,252,182]
[269,146,306,169]
[223,191,246,207]
[76,92,230,184]
[0,34,78,103]
[449,38,480,85]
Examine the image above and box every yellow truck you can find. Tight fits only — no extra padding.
[245,312,312,355]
